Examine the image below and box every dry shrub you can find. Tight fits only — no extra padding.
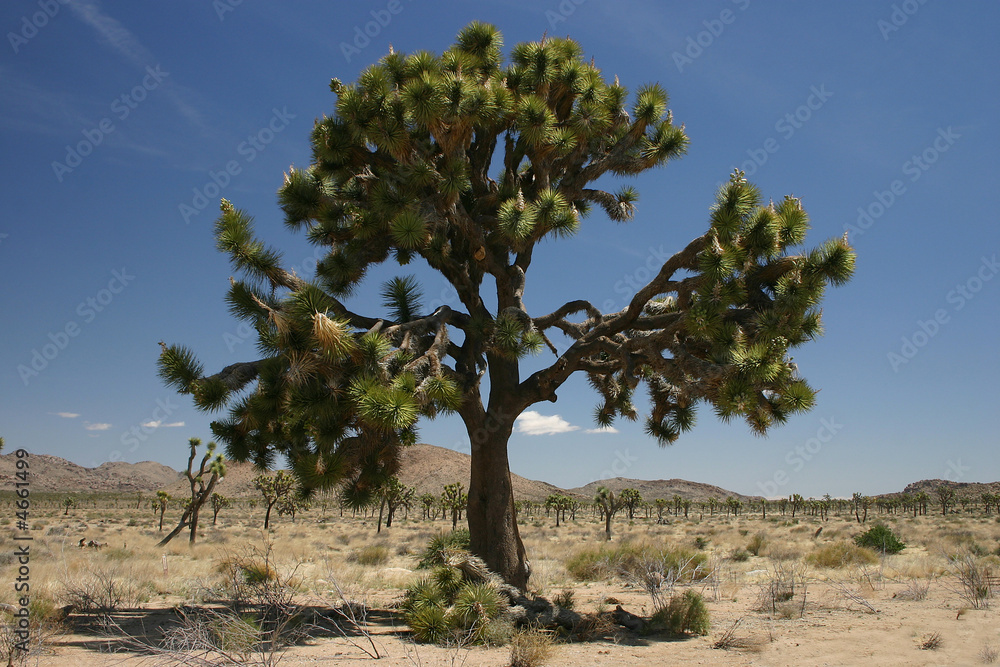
[565,541,710,583]
[350,545,389,566]
[806,542,879,569]
[756,560,807,617]
[509,629,553,667]
[60,562,149,614]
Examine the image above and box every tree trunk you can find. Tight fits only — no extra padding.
[604,511,613,541]
[264,501,275,529]
[464,401,529,591]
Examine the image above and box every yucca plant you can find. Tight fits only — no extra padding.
[158,22,855,589]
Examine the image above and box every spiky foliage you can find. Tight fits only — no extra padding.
[403,536,509,645]
[157,23,854,588]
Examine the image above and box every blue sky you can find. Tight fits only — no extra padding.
[2,1,998,498]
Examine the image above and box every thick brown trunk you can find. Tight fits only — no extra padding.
[465,408,529,590]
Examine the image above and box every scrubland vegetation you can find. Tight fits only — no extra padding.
[3,490,999,665]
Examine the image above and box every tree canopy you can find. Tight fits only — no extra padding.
[157,22,854,587]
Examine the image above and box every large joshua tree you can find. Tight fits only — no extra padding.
[157,22,854,589]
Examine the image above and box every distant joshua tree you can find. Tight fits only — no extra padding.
[153,491,170,531]
[211,492,231,525]
[936,485,956,517]
[254,470,296,530]
[441,483,467,530]
[595,486,627,541]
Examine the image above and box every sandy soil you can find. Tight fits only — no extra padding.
[33,577,999,666]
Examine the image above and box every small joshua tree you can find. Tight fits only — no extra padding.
[442,482,467,531]
[154,491,170,531]
[254,470,296,530]
[211,492,231,525]
[595,486,627,541]
[620,488,642,520]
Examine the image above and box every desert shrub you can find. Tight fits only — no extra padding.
[61,563,149,614]
[730,549,750,563]
[807,542,879,568]
[694,536,709,550]
[746,532,768,556]
[403,538,509,645]
[0,593,64,664]
[553,588,575,610]
[416,529,470,569]
[854,523,905,554]
[650,590,710,636]
[351,545,389,566]
[509,629,554,667]
[566,542,710,583]
[949,553,992,609]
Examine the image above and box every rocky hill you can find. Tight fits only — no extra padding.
[569,477,760,503]
[896,478,1000,498]
[0,452,180,493]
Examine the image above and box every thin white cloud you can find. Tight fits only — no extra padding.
[585,426,620,434]
[83,422,112,431]
[515,411,579,436]
[142,420,185,429]
[52,412,81,419]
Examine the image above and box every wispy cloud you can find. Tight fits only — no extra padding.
[515,411,579,436]
[585,426,620,434]
[83,422,112,431]
[68,0,207,130]
[141,420,185,429]
[52,412,81,419]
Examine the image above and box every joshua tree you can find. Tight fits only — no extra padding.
[595,486,627,541]
[210,492,231,525]
[159,438,226,546]
[277,495,309,523]
[377,476,414,531]
[620,488,642,520]
[419,493,437,520]
[654,498,668,521]
[936,485,956,517]
[63,496,76,516]
[442,482,467,530]
[156,23,855,588]
[254,471,296,530]
[153,491,170,531]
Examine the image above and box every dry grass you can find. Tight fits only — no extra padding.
[11,496,1000,664]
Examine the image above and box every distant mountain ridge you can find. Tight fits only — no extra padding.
[0,452,180,493]
[8,448,995,503]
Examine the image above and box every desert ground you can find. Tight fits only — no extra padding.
[5,495,1000,666]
